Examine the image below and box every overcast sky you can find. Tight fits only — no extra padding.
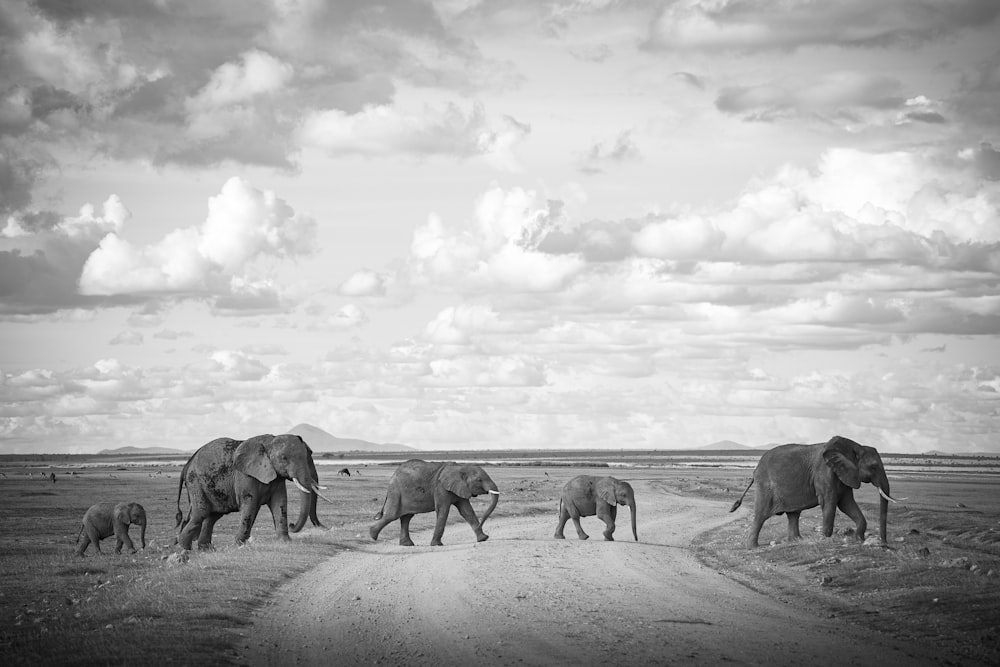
[1,0,999,454]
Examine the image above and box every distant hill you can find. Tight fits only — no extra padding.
[287,423,415,453]
[98,446,191,455]
[699,440,760,451]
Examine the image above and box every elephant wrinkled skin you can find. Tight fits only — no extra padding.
[730,435,898,548]
[175,434,326,550]
[555,475,638,541]
[369,459,500,546]
[76,502,146,556]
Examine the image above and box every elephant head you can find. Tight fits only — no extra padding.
[439,464,500,531]
[821,435,895,543]
[595,477,637,541]
[115,502,147,550]
[234,434,331,531]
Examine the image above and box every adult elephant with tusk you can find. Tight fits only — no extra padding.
[175,434,331,550]
[730,435,901,548]
[369,460,500,546]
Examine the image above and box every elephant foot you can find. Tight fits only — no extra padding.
[197,543,215,552]
[476,533,489,543]
[604,535,615,541]
[577,534,589,541]
[400,537,415,547]
[554,533,565,539]
[368,526,380,541]
[430,539,444,547]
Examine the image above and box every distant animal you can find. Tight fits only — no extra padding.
[1,472,7,478]
[338,468,351,477]
[555,475,637,541]
[50,472,56,483]
[729,435,899,548]
[370,460,500,546]
[76,502,147,556]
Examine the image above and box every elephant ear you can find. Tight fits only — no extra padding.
[113,503,129,526]
[595,478,617,506]
[234,435,278,484]
[440,465,473,498]
[822,440,861,489]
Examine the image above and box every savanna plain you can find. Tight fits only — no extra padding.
[0,451,998,666]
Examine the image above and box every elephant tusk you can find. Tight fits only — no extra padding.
[313,486,335,504]
[488,490,500,495]
[877,487,906,503]
[292,478,311,494]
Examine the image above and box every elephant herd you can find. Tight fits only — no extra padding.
[74,433,898,556]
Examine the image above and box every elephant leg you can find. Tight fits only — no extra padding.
[554,504,570,539]
[820,500,838,537]
[456,498,488,542]
[786,511,802,541]
[567,506,589,541]
[600,505,617,541]
[267,490,290,542]
[398,514,416,546]
[115,524,136,554]
[178,514,203,551]
[75,531,91,557]
[369,513,396,542]
[431,503,453,546]
[85,525,104,554]
[198,514,221,550]
[837,492,867,541]
[235,504,262,545]
[748,505,769,548]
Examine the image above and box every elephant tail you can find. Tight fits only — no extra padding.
[373,493,387,521]
[175,460,190,528]
[729,477,754,512]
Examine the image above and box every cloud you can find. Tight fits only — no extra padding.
[109,330,143,346]
[338,269,390,297]
[327,304,368,329]
[579,130,641,174]
[646,0,1000,52]
[298,101,530,169]
[407,186,585,293]
[78,177,317,302]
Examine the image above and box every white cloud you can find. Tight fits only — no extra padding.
[338,269,390,297]
[297,101,528,168]
[78,177,317,297]
[328,304,368,329]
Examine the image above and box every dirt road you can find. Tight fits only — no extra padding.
[245,479,946,666]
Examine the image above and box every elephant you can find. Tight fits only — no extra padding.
[730,435,900,548]
[338,468,351,477]
[369,460,500,546]
[76,502,146,556]
[174,434,331,550]
[554,475,637,541]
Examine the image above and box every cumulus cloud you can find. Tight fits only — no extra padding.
[407,186,585,293]
[327,304,368,329]
[338,269,390,297]
[297,102,529,169]
[78,177,316,302]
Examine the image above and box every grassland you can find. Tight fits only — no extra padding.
[0,452,997,665]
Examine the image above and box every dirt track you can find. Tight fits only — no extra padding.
[245,479,948,666]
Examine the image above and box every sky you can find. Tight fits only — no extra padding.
[1,0,999,455]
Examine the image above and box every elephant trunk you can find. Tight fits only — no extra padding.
[628,494,638,542]
[478,487,500,531]
[290,458,327,533]
[874,472,890,544]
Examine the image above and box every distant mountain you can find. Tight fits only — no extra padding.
[287,423,415,452]
[700,440,760,451]
[98,446,190,455]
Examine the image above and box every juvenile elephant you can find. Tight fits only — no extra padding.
[76,502,146,556]
[555,475,637,541]
[730,435,900,548]
[175,434,330,550]
[369,460,500,546]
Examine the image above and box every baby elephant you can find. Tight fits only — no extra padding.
[76,502,147,556]
[555,475,637,541]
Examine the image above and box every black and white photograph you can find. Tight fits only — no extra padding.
[1,1,998,665]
